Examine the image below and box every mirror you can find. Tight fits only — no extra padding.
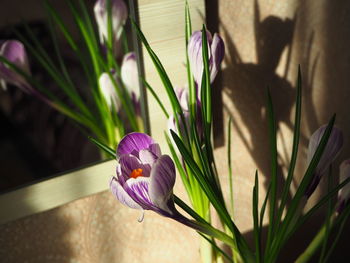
[0,0,146,193]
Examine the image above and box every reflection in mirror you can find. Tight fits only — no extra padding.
[0,0,145,192]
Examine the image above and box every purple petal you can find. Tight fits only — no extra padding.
[149,155,176,214]
[210,33,225,82]
[125,177,153,209]
[307,125,343,175]
[119,154,151,178]
[149,143,161,157]
[110,177,142,209]
[139,149,158,165]
[117,132,155,157]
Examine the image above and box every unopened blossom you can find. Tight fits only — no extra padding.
[94,0,127,46]
[110,133,177,220]
[337,159,350,214]
[121,52,141,115]
[305,125,343,198]
[167,87,203,143]
[0,40,31,92]
[98,72,120,110]
[187,30,224,94]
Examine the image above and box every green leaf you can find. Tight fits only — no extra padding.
[198,233,234,263]
[275,66,302,234]
[269,115,337,261]
[266,88,278,251]
[227,117,234,217]
[88,136,116,158]
[253,171,261,263]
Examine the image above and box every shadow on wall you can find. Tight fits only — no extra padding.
[220,0,311,194]
[217,0,350,261]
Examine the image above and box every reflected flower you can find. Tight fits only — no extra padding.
[121,52,141,115]
[98,72,120,110]
[94,0,127,49]
[0,40,31,92]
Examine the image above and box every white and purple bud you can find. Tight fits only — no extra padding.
[305,125,343,198]
[0,40,31,92]
[121,52,140,97]
[98,72,120,110]
[175,86,189,112]
[187,30,224,94]
[337,159,350,214]
[121,52,141,115]
[94,0,127,46]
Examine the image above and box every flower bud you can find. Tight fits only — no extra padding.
[0,40,31,92]
[121,52,140,98]
[94,0,127,45]
[98,72,120,110]
[337,159,350,214]
[187,30,224,94]
[305,125,343,198]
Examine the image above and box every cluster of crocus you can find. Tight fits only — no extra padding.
[0,0,143,150]
[115,7,350,262]
[167,30,224,144]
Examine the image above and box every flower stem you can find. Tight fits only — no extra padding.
[294,216,334,263]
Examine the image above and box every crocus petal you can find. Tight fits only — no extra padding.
[175,87,189,112]
[98,72,120,110]
[188,30,212,90]
[119,154,151,178]
[307,125,343,176]
[139,149,158,165]
[117,132,156,157]
[305,125,343,198]
[148,143,161,158]
[209,33,225,82]
[125,177,153,209]
[149,155,176,214]
[94,0,127,44]
[121,52,140,97]
[110,177,142,209]
[338,159,350,205]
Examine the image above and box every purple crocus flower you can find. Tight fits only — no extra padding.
[110,133,178,220]
[305,125,343,198]
[337,159,350,214]
[187,30,224,95]
[0,40,32,93]
[94,0,127,51]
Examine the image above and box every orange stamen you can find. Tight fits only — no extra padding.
[130,168,143,179]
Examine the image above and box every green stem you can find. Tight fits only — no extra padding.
[294,216,335,263]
